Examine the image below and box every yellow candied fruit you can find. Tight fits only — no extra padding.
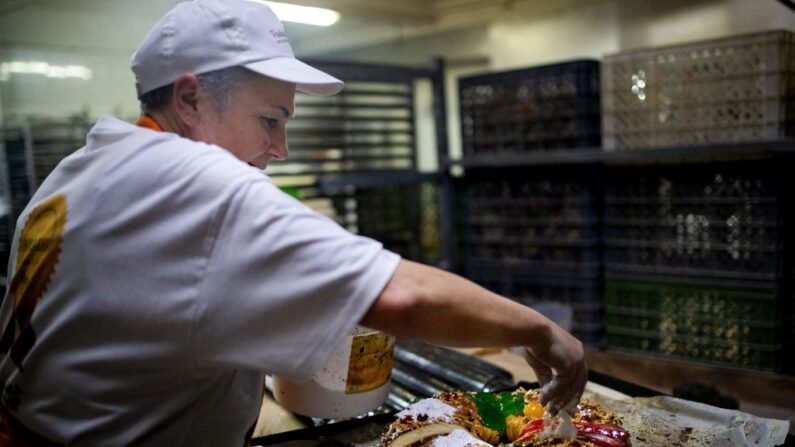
[505,414,530,441]
[523,401,545,420]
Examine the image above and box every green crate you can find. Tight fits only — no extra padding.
[605,278,780,324]
[606,330,783,372]
[605,311,780,345]
[605,277,786,371]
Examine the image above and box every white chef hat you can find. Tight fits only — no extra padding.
[130,0,344,97]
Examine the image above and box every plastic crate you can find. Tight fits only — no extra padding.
[464,260,604,346]
[602,30,795,150]
[332,181,439,264]
[604,166,784,280]
[0,221,9,274]
[28,119,90,185]
[464,237,599,265]
[460,60,601,154]
[459,174,599,268]
[605,277,786,371]
[1,137,13,275]
[606,331,782,372]
[3,134,33,222]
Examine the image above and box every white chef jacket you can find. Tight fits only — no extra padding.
[0,116,400,446]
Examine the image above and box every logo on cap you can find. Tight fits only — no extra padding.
[270,29,288,44]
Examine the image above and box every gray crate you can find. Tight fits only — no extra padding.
[459,60,601,154]
[604,164,785,281]
[602,30,795,150]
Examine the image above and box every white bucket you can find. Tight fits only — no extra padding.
[272,326,395,419]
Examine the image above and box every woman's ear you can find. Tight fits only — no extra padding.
[172,74,203,127]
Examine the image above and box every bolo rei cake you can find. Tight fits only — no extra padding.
[378,388,631,447]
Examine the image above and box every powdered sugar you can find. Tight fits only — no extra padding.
[538,410,576,441]
[430,428,490,447]
[396,398,456,423]
[538,377,577,441]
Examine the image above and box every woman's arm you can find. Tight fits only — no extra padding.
[361,259,587,414]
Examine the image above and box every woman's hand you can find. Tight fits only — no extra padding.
[523,321,587,415]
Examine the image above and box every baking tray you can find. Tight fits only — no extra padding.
[252,371,732,446]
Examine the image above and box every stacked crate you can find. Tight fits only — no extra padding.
[603,164,791,372]
[28,119,91,185]
[333,183,419,260]
[329,181,440,265]
[0,119,89,236]
[456,170,602,346]
[457,61,603,346]
[602,30,795,150]
[601,30,795,372]
[1,129,34,226]
[460,61,601,153]
[1,139,11,279]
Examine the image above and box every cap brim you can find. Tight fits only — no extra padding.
[244,57,344,96]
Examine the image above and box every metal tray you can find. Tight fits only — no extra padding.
[253,371,668,446]
[252,339,794,447]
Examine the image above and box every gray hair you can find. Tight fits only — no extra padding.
[138,66,259,115]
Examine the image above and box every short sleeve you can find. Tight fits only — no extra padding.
[193,175,401,379]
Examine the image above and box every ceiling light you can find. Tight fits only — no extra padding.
[253,1,339,26]
[0,61,92,81]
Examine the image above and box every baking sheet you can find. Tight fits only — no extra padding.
[594,393,790,447]
[252,372,793,447]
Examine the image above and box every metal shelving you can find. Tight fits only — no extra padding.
[268,59,436,182]
[267,59,447,265]
[449,139,795,169]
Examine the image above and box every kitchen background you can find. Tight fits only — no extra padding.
[2,0,795,434]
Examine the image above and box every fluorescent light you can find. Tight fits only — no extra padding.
[0,61,92,81]
[254,1,339,26]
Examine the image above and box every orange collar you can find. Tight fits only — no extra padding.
[135,115,163,132]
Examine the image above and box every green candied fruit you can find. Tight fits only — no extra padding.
[470,390,525,433]
[499,391,525,416]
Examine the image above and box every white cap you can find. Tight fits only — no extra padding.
[130,0,344,97]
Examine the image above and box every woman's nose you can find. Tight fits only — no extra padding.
[269,129,289,160]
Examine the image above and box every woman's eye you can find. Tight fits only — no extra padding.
[260,117,278,129]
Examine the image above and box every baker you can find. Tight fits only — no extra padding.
[0,0,586,445]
